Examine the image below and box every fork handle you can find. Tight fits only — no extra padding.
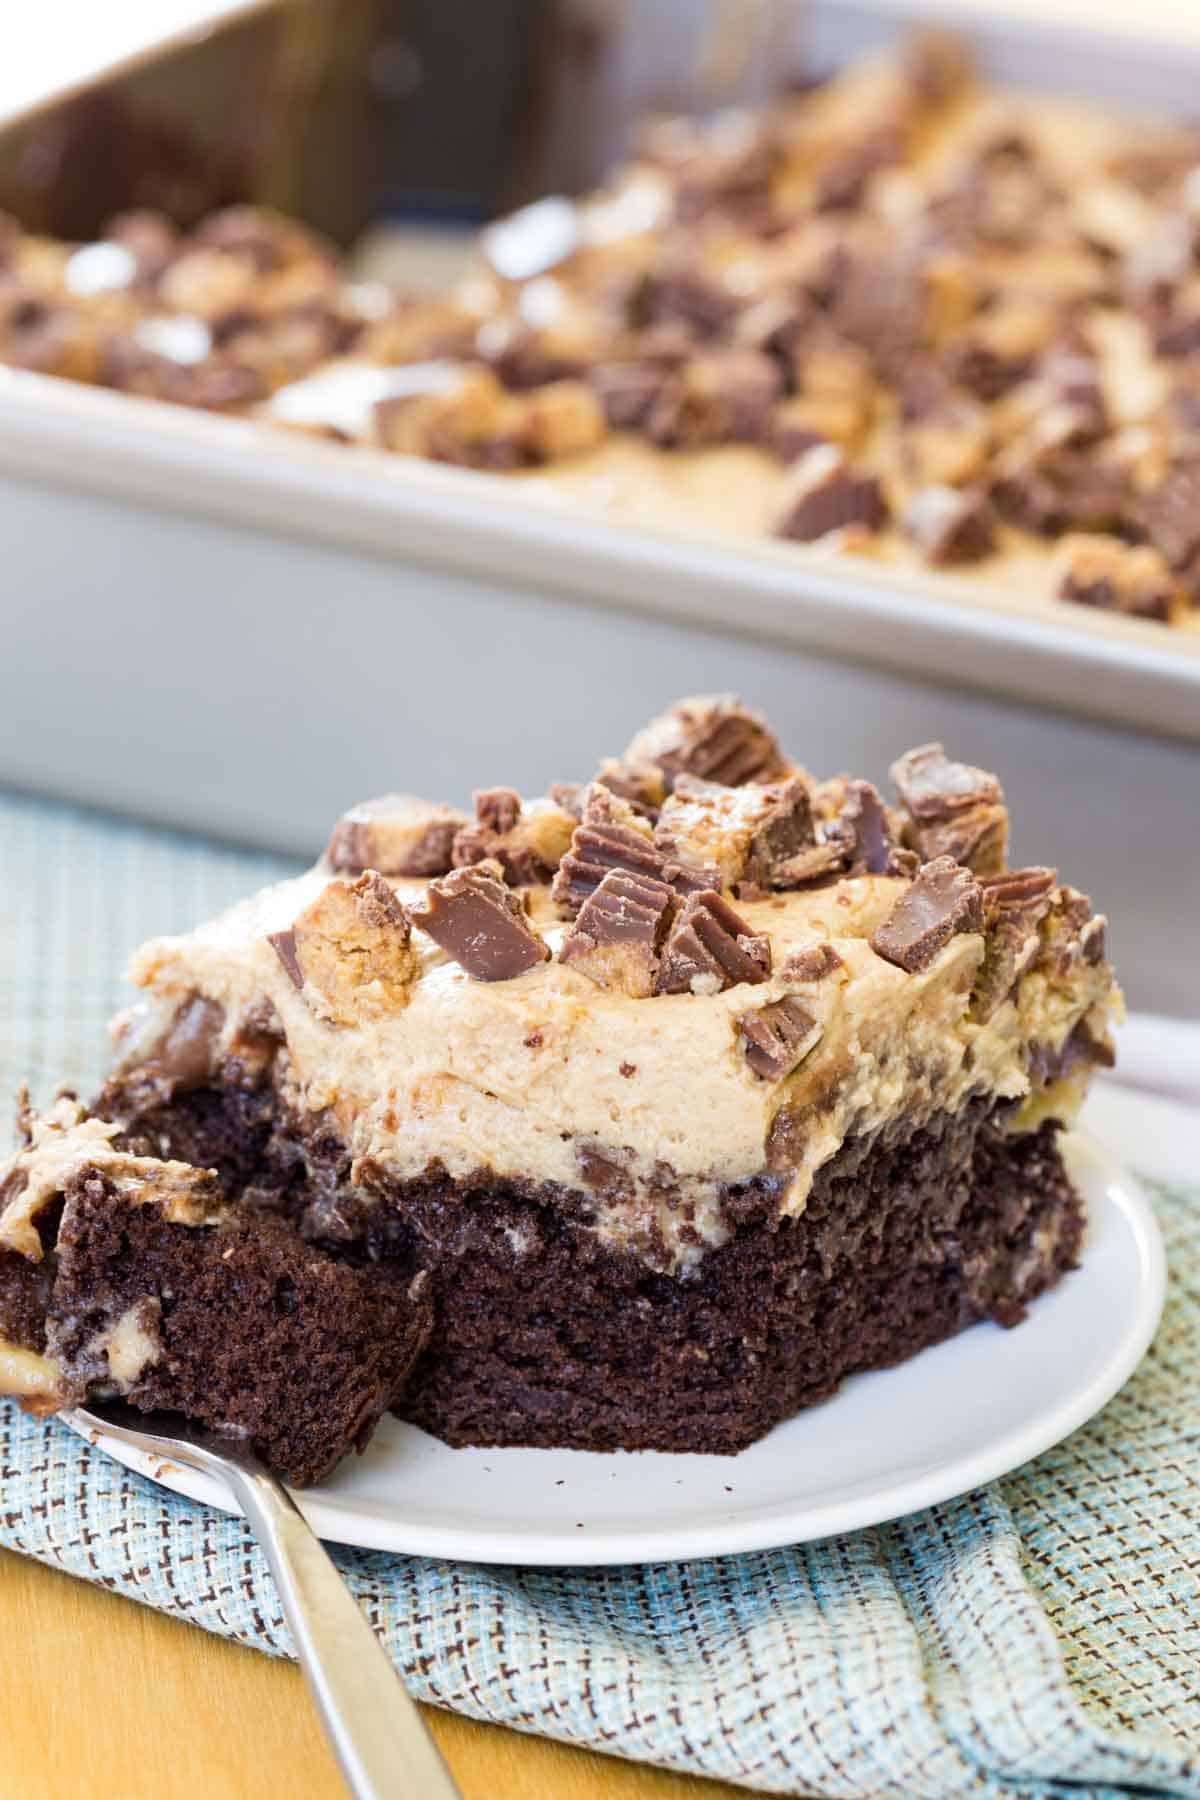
[225,1463,462,1800]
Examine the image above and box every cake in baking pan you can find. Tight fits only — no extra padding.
[3,31,1200,626]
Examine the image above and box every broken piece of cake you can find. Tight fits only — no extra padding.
[1,696,1120,1473]
[0,1097,431,1484]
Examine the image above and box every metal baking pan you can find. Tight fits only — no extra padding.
[0,0,1197,1017]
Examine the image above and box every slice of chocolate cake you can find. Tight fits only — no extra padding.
[0,1098,431,1484]
[62,695,1119,1460]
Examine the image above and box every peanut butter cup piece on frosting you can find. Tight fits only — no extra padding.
[973,865,1057,1020]
[593,758,667,819]
[825,778,914,877]
[559,867,676,996]
[326,794,466,878]
[452,787,576,886]
[655,891,771,996]
[780,942,844,982]
[410,860,550,981]
[269,871,417,1024]
[871,856,984,973]
[622,695,787,792]
[889,743,1009,875]
[738,997,823,1080]
[656,774,814,893]
[552,785,668,917]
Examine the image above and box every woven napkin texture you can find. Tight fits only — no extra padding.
[2,789,1198,1800]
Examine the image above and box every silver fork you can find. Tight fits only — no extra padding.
[67,1402,462,1800]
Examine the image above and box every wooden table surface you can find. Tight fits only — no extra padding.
[3,1547,745,1800]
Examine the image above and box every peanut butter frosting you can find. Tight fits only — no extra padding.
[104,700,1119,1274]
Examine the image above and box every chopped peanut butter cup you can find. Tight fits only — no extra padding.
[655,891,772,995]
[622,695,787,793]
[552,785,668,917]
[871,856,984,972]
[326,794,466,878]
[559,868,676,996]
[738,997,823,1080]
[890,743,1009,875]
[409,860,550,981]
[269,870,416,1024]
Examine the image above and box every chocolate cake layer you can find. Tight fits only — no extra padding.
[398,1110,1080,1455]
[118,1081,1082,1456]
[49,1173,431,1486]
[0,1100,432,1483]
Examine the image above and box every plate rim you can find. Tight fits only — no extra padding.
[64,1127,1166,1566]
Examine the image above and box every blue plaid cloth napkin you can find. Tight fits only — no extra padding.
[2,790,1198,1799]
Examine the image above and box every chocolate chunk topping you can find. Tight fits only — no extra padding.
[268,871,416,1024]
[552,785,667,917]
[655,892,771,996]
[559,868,676,996]
[1136,459,1200,570]
[871,856,984,973]
[973,865,1057,1020]
[646,350,782,449]
[632,266,740,340]
[743,778,818,887]
[326,793,467,879]
[953,339,1033,403]
[738,997,823,1080]
[981,865,1058,908]
[474,787,521,834]
[1055,534,1179,623]
[593,758,667,818]
[770,839,852,887]
[623,695,786,792]
[107,996,226,1112]
[827,250,928,376]
[780,942,845,982]
[452,789,575,886]
[891,744,1002,820]
[768,779,909,887]
[1038,347,1109,439]
[654,774,812,894]
[1080,916,1108,965]
[890,743,1009,875]
[776,445,889,543]
[903,485,995,565]
[667,860,725,895]
[409,861,550,982]
[577,1145,634,1202]
[1039,883,1108,983]
[830,780,902,877]
[589,360,675,431]
[991,446,1130,539]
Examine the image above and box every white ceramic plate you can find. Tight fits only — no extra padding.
[67,1130,1165,1566]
